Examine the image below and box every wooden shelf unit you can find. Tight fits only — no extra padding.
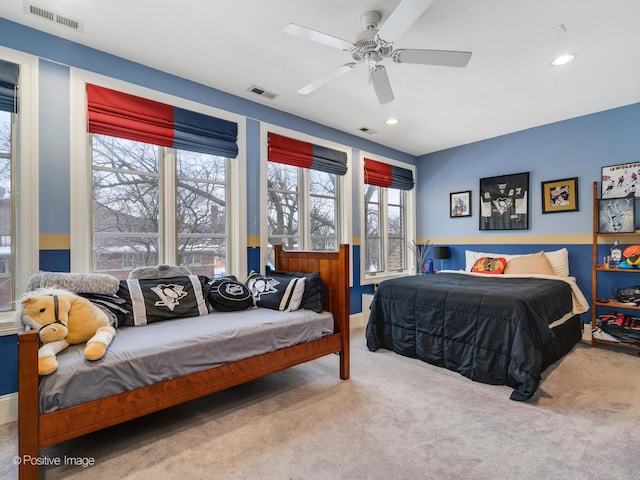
[591,181,640,350]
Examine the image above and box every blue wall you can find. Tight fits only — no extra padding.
[0,17,638,397]
[418,103,640,304]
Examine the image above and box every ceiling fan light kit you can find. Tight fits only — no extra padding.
[283,0,472,105]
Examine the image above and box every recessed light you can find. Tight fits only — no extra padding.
[385,118,399,125]
[551,53,576,66]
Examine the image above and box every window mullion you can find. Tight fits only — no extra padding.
[300,168,309,249]
[162,147,177,265]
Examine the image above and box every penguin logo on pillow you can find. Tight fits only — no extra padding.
[250,277,279,300]
[151,284,189,311]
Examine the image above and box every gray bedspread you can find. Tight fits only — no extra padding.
[39,307,333,413]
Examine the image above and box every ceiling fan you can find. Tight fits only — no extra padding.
[282,0,472,105]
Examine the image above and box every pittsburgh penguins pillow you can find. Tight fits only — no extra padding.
[245,271,306,312]
[118,275,210,326]
[207,276,254,312]
[265,267,325,313]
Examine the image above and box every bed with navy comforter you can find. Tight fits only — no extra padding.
[365,272,587,400]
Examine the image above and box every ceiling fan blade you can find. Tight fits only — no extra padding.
[377,0,435,44]
[370,66,394,105]
[298,63,357,95]
[393,49,472,67]
[282,23,354,51]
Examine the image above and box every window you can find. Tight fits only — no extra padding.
[91,134,230,278]
[0,109,12,310]
[361,155,416,282]
[265,131,348,265]
[364,185,406,273]
[70,74,246,280]
[0,51,37,329]
[267,162,338,253]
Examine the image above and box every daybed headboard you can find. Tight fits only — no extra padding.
[274,243,350,335]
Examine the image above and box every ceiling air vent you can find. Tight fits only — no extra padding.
[24,2,84,32]
[358,127,378,135]
[247,85,278,100]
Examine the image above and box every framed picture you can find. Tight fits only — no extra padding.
[601,162,640,199]
[450,191,471,217]
[598,196,635,233]
[541,177,579,214]
[479,172,529,230]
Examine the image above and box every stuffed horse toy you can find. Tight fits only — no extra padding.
[17,288,116,375]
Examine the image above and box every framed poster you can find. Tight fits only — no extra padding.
[479,172,529,230]
[598,196,635,233]
[450,191,471,217]
[601,162,640,199]
[541,177,579,214]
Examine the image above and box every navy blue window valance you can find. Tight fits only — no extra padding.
[0,59,19,113]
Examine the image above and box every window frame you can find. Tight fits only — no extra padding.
[70,70,246,277]
[360,151,416,285]
[260,123,352,272]
[0,48,38,334]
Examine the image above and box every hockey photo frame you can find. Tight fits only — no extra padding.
[450,190,471,217]
[479,172,529,231]
[601,162,640,199]
[597,196,635,233]
[541,177,579,214]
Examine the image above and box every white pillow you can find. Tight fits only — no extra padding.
[465,248,569,276]
[543,248,570,277]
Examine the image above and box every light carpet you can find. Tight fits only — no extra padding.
[1,328,639,479]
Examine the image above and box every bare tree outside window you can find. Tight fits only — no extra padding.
[267,162,338,266]
[91,134,229,279]
[364,184,381,273]
[176,150,228,277]
[364,185,406,274]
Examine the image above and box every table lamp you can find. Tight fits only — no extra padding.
[434,246,451,271]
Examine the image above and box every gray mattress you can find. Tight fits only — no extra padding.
[39,307,334,413]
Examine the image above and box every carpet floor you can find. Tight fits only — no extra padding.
[1,327,639,479]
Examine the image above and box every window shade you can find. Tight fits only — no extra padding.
[87,84,238,158]
[268,132,347,176]
[0,59,19,113]
[364,158,414,191]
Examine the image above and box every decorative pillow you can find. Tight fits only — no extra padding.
[207,276,254,312]
[542,248,569,276]
[503,251,556,276]
[465,248,569,276]
[265,266,326,313]
[245,271,306,311]
[118,275,210,326]
[471,257,507,274]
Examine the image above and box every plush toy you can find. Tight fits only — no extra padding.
[17,289,117,375]
[619,245,640,269]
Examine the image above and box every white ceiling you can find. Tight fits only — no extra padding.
[1,0,639,156]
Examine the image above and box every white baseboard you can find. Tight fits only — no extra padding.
[350,313,365,329]
[0,392,18,425]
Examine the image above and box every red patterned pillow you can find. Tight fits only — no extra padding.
[471,257,507,274]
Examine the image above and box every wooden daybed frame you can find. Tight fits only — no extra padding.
[18,244,350,479]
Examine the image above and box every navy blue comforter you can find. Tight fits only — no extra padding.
[365,272,574,400]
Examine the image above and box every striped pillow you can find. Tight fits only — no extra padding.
[117,275,210,326]
[245,271,306,311]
